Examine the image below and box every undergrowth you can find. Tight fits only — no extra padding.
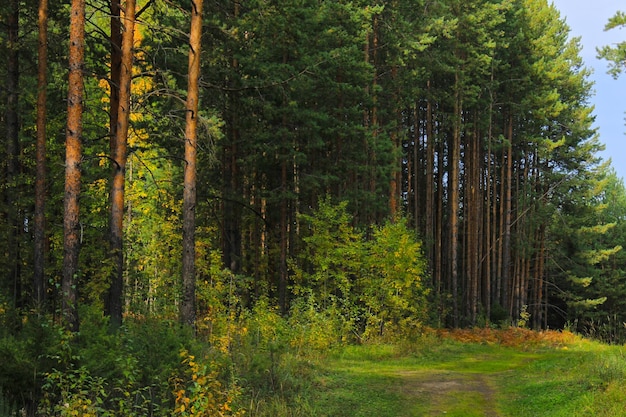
[2,305,626,416]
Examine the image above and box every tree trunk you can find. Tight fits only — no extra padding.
[435,123,444,323]
[5,0,21,309]
[411,105,419,232]
[34,0,49,307]
[279,160,288,313]
[496,146,505,304]
[534,224,546,329]
[109,0,122,163]
[501,115,513,314]
[63,0,86,331]
[425,85,434,277]
[108,0,136,328]
[466,119,480,325]
[389,66,400,218]
[181,0,203,327]
[484,107,493,321]
[449,73,461,326]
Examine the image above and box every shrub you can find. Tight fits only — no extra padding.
[172,349,243,417]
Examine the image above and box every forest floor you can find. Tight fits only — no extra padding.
[302,329,626,417]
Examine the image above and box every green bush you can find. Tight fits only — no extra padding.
[291,198,430,342]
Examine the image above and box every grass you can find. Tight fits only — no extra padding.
[290,329,626,417]
[499,341,626,416]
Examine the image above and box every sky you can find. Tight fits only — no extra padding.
[550,0,626,180]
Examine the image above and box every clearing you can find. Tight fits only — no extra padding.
[306,329,626,417]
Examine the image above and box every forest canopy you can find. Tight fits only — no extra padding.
[2,0,626,413]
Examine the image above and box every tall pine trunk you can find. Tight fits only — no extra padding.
[109,0,122,173]
[449,73,461,326]
[465,119,481,324]
[5,0,21,309]
[435,126,444,323]
[34,0,49,306]
[389,66,401,218]
[425,85,434,277]
[108,0,135,328]
[63,0,86,331]
[502,115,513,314]
[110,0,121,145]
[181,0,203,327]
[484,104,493,321]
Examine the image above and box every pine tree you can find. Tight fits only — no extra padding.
[34,0,49,307]
[63,0,87,331]
[4,0,21,310]
[181,0,204,327]
[598,10,626,79]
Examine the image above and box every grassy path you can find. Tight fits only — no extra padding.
[393,369,500,416]
[303,330,626,417]
[310,343,534,416]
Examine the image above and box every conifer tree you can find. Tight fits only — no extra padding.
[107,0,136,328]
[181,0,204,327]
[34,0,49,306]
[63,0,87,331]
[4,0,21,310]
[598,10,626,79]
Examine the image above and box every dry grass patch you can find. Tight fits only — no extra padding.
[434,327,578,349]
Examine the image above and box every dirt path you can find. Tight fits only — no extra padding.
[395,369,502,416]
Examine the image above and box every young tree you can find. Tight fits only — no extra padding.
[63,0,87,331]
[181,0,204,327]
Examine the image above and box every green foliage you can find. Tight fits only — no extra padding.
[0,314,64,414]
[292,197,364,318]
[292,198,429,340]
[232,298,299,396]
[172,349,243,417]
[360,218,429,339]
[288,297,349,353]
[39,367,108,417]
[0,310,203,416]
[549,170,626,335]
[598,10,626,79]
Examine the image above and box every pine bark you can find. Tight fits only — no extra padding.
[389,66,400,218]
[109,0,122,156]
[425,86,434,277]
[108,0,135,328]
[63,0,86,331]
[449,73,461,326]
[181,0,203,327]
[466,120,481,324]
[485,110,493,321]
[34,0,49,306]
[501,115,513,314]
